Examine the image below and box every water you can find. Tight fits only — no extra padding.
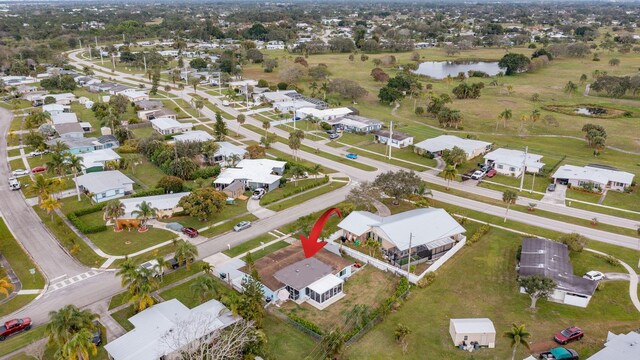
[413,61,503,79]
[575,107,607,116]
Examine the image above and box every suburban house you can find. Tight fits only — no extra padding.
[273,99,318,113]
[209,141,247,166]
[372,130,414,148]
[257,90,299,104]
[114,192,189,228]
[518,238,598,308]
[109,85,135,95]
[42,104,70,116]
[137,107,177,121]
[172,130,214,143]
[449,318,496,348]
[325,115,383,133]
[265,40,286,50]
[50,113,79,125]
[483,148,544,177]
[586,331,640,360]
[75,170,135,203]
[135,100,163,111]
[80,148,122,173]
[104,299,239,360]
[552,164,635,192]
[228,79,258,91]
[151,117,194,135]
[234,243,354,310]
[213,159,285,192]
[338,208,466,268]
[79,122,93,133]
[46,93,76,105]
[121,90,149,102]
[413,135,492,160]
[53,123,84,139]
[297,107,354,121]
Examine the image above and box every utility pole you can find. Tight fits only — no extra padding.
[388,121,393,160]
[143,54,147,73]
[519,146,528,192]
[122,33,125,42]
[111,53,116,70]
[293,96,297,131]
[79,39,82,50]
[406,232,414,284]
[531,172,536,194]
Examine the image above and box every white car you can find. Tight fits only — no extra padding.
[471,170,485,180]
[140,260,163,278]
[8,177,20,191]
[251,188,266,200]
[11,169,29,177]
[222,100,230,106]
[233,221,252,232]
[583,270,604,281]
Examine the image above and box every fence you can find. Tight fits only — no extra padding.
[125,121,152,130]
[268,308,323,340]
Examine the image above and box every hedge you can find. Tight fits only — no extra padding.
[131,188,165,198]
[190,166,221,180]
[287,314,323,335]
[67,213,107,234]
[71,202,107,217]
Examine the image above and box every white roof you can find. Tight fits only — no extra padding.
[307,274,344,294]
[261,91,297,102]
[450,318,496,334]
[42,104,66,113]
[172,130,214,143]
[274,100,317,110]
[338,208,465,252]
[414,135,491,156]
[587,331,640,360]
[552,165,634,186]
[81,148,121,169]
[151,117,193,131]
[122,90,147,99]
[298,107,353,119]
[75,170,134,193]
[48,93,76,101]
[484,148,544,169]
[214,159,285,186]
[216,141,247,158]
[228,79,258,87]
[104,299,238,360]
[51,113,78,124]
[79,122,92,129]
[119,192,189,218]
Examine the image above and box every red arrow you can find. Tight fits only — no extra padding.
[300,207,342,258]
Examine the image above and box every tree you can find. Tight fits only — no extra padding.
[132,201,158,229]
[497,108,512,130]
[157,176,184,193]
[179,188,227,221]
[320,82,330,100]
[374,170,422,205]
[503,323,531,360]
[442,146,466,168]
[104,200,125,229]
[46,305,99,357]
[189,57,208,70]
[40,195,61,221]
[246,144,266,159]
[518,275,556,309]
[609,58,620,66]
[559,233,588,252]
[25,111,50,129]
[502,190,518,222]
[346,181,379,211]
[498,53,531,75]
[579,74,588,83]
[442,165,457,190]
[239,275,265,327]
[394,323,412,354]
[329,79,368,102]
[321,328,346,359]
[263,58,278,73]
[452,82,484,99]
[245,48,264,63]
[190,275,218,303]
[65,154,85,201]
[170,157,198,180]
[61,329,97,360]
[564,81,578,96]
[188,76,200,92]
[261,119,271,137]
[201,140,221,166]
[289,165,306,186]
[214,111,228,141]
[109,94,130,114]
[530,109,541,128]
[288,131,302,160]
[194,99,204,117]
[0,277,14,298]
[236,114,246,136]
[309,66,330,81]
[371,68,390,82]
[343,304,371,330]
[378,85,403,104]
[278,63,307,85]
[582,124,607,154]
[33,175,60,203]
[201,262,213,275]
[364,237,380,258]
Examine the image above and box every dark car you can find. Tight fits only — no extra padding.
[547,183,557,192]
[554,327,584,344]
[168,256,195,269]
[91,320,102,346]
[539,347,579,360]
[181,227,199,238]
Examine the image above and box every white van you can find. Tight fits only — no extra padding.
[140,260,163,277]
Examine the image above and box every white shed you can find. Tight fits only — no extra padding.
[449,318,496,348]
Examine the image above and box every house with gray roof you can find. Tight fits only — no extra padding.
[75,170,134,203]
[325,114,383,133]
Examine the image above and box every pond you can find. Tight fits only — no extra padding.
[575,107,608,116]
[412,61,503,79]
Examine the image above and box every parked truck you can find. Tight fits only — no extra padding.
[0,318,32,341]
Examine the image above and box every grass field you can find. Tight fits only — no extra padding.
[0,218,45,289]
[86,224,177,256]
[266,181,347,212]
[160,198,249,230]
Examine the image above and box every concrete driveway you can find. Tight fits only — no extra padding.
[541,184,566,206]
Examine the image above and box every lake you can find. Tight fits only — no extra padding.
[413,61,503,79]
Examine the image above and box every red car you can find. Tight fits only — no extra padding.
[554,326,584,344]
[485,169,497,178]
[0,318,32,341]
[181,227,199,238]
[31,166,46,173]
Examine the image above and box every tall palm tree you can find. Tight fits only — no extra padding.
[320,82,329,100]
[46,305,99,351]
[343,304,371,330]
[155,257,169,283]
[503,323,531,360]
[130,273,156,312]
[33,175,58,203]
[236,114,246,136]
[502,190,518,223]
[50,140,70,154]
[116,258,138,289]
[288,132,301,160]
[530,109,541,128]
[46,152,67,177]
[132,201,157,230]
[40,195,61,221]
[497,108,512,131]
[60,329,97,360]
[190,275,218,303]
[289,165,306,186]
[309,81,318,97]
[174,241,199,270]
[261,119,271,137]
[201,262,213,275]
[222,292,242,316]
[442,165,457,190]
[66,154,85,201]
[0,277,14,298]
[104,200,125,230]
[321,328,346,360]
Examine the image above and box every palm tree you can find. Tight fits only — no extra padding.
[364,237,380,257]
[503,323,531,360]
[190,275,218,303]
[194,99,204,117]
[116,258,138,289]
[261,119,271,137]
[46,305,99,351]
[289,165,306,186]
[33,175,58,203]
[130,273,156,312]
[40,195,61,221]
[132,201,158,230]
[60,329,97,360]
[309,81,318,97]
[174,241,199,270]
[104,200,125,230]
[497,108,512,131]
[502,190,518,223]
[201,262,213,275]
[236,114,246,136]
[66,154,85,201]
[530,109,541,128]
[222,292,242,316]
[343,304,371,330]
[288,132,301,160]
[321,328,346,360]
[442,165,457,190]
[201,140,221,166]
[50,140,70,154]
[0,277,14,298]
[155,257,169,283]
[320,82,329,100]
[46,152,67,177]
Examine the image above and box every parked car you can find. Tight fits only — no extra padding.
[554,327,584,344]
[539,347,579,360]
[251,188,266,200]
[547,184,557,192]
[485,169,497,178]
[0,318,32,341]
[8,177,20,191]
[583,271,604,281]
[222,100,230,106]
[27,150,47,158]
[181,227,199,238]
[168,256,195,269]
[329,133,339,140]
[234,221,252,232]
[31,166,46,173]
[91,320,102,346]
[11,169,28,176]
[480,164,492,172]
[471,170,485,180]
[139,259,163,277]
[346,153,358,159]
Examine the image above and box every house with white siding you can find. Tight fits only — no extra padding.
[151,117,194,135]
[414,135,492,160]
[484,148,544,177]
[552,164,634,192]
[75,170,134,203]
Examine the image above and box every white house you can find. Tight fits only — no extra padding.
[46,93,76,105]
[121,90,149,102]
[42,104,70,116]
[210,141,247,166]
[50,113,79,125]
[518,238,598,308]
[75,170,135,203]
[273,100,317,113]
[53,123,84,139]
[265,40,286,50]
[214,159,285,192]
[414,135,492,160]
[325,115,383,133]
[80,148,122,173]
[258,90,298,103]
[552,164,635,192]
[449,318,496,348]
[297,107,353,121]
[373,130,413,149]
[151,117,194,135]
[587,331,640,360]
[104,299,239,360]
[484,148,544,177]
[172,130,214,143]
[338,208,466,268]
[117,192,190,220]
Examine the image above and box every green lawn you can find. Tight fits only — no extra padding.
[110,307,135,332]
[199,214,258,238]
[244,241,290,261]
[0,218,45,289]
[264,147,337,174]
[266,181,347,212]
[108,292,131,310]
[158,274,232,309]
[0,325,47,357]
[119,154,166,189]
[86,224,177,256]
[162,199,249,230]
[263,314,318,360]
[130,126,156,139]
[7,148,22,157]
[602,187,640,212]
[9,158,25,171]
[223,233,278,257]
[259,177,329,206]
[0,294,38,318]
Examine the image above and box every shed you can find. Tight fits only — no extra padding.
[449,318,496,348]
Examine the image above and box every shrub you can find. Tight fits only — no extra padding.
[466,224,490,246]
[559,233,587,252]
[417,272,436,288]
[190,166,221,180]
[67,213,107,234]
[595,253,620,266]
[287,314,323,335]
[71,202,107,217]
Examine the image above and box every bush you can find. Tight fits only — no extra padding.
[417,272,436,288]
[71,202,107,217]
[157,176,184,193]
[67,213,107,234]
[117,144,138,153]
[190,166,221,180]
[559,233,587,252]
[131,188,165,198]
[466,224,490,246]
[287,314,323,335]
[595,253,620,266]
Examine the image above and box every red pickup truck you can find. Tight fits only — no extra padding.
[0,318,32,340]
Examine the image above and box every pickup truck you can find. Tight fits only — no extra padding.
[0,318,32,340]
[539,347,579,360]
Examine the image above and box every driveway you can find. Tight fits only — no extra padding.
[246,198,276,219]
[541,184,566,206]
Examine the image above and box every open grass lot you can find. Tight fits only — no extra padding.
[130,126,155,138]
[223,233,278,257]
[0,325,47,357]
[161,198,249,230]
[259,177,328,205]
[0,294,38,318]
[111,306,136,332]
[345,227,640,360]
[0,218,45,289]
[280,266,398,333]
[263,146,337,174]
[263,314,318,360]
[266,181,347,212]
[119,153,166,189]
[86,224,177,256]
